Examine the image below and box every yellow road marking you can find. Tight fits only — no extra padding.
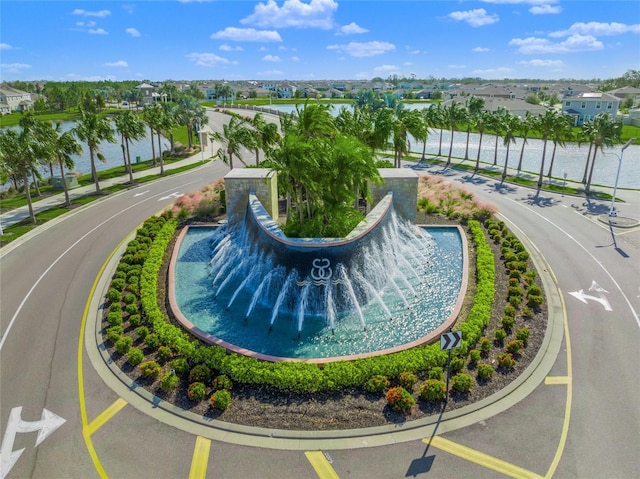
[189,436,211,479]
[427,436,544,479]
[86,398,128,436]
[305,451,340,479]
[545,376,570,385]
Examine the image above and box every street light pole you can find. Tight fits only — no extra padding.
[607,138,636,217]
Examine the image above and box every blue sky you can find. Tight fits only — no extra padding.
[1,0,639,82]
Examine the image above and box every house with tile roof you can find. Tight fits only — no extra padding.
[0,86,33,115]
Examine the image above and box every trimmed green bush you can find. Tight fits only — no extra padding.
[123,293,137,305]
[451,373,474,393]
[136,326,149,340]
[107,312,123,327]
[365,375,390,393]
[139,360,162,379]
[158,345,174,363]
[477,363,494,379]
[109,303,122,314]
[480,337,492,354]
[160,372,179,392]
[450,357,465,375]
[187,382,206,401]
[169,358,190,377]
[469,349,481,364]
[386,387,415,412]
[115,336,133,355]
[527,295,544,308]
[516,327,530,343]
[418,379,446,402]
[494,328,507,343]
[505,339,524,355]
[107,288,121,303]
[189,364,212,384]
[502,315,515,331]
[399,371,418,391]
[427,366,444,380]
[497,352,516,369]
[145,333,160,350]
[111,278,126,292]
[212,374,233,391]
[125,303,138,315]
[106,326,123,344]
[210,390,232,410]
[128,314,142,328]
[127,347,144,366]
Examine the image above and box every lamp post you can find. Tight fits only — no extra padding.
[607,138,636,217]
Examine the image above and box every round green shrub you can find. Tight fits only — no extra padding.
[527,284,542,296]
[123,293,136,305]
[508,295,522,307]
[497,352,516,369]
[508,277,520,287]
[509,270,521,280]
[418,379,446,402]
[144,333,160,350]
[127,347,144,366]
[502,315,515,331]
[160,372,179,392]
[477,363,494,380]
[121,254,135,265]
[517,251,530,262]
[109,302,122,313]
[450,357,465,374]
[115,336,133,355]
[107,288,121,303]
[136,326,149,340]
[399,371,418,391]
[480,338,492,354]
[516,327,530,343]
[469,349,481,363]
[128,314,141,328]
[111,278,126,292]
[527,295,544,308]
[524,270,537,284]
[116,263,131,273]
[505,339,524,355]
[114,271,127,280]
[107,312,123,327]
[169,358,190,377]
[187,382,206,401]
[386,387,415,412]
[106,326,123,344]
[125,303,138,315]
[212,375,233,391]
[139,360,162,379]
[158,346,174,363]
[494,328,507,343]
[451,373,474,393]
[365,375,390,393]
[189,364,212,384]
[210,390,232,410]
[428,366,444,380]
[504,305,516,317]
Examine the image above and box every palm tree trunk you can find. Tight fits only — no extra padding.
[582,142,593,184]
[437,128,443,156]
[517,141,526,173]
[421,138,427,160]
[90,149,101,193]
[58,157,71,208]
[121,134,128,173]
[447,128,454,166]
[547,143,558,178]
[31,169,41,197]
[464,130,470,160]
[125,139,134,184]
[255,148,260,166]
[537,139,548,189]
[585,148,599,193]
[475,132,484,172]
[157,130,164,175]
[149,128,156,166]
[502,145,511,180]
[23,171,36,223]
[493,135,499,166]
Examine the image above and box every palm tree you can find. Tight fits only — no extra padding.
[142,103,165,166]
[488,109,507,166]
[464,96,484,160]
[209,115,255,170]
[250,112,280,166]
[584,113,621,194]
[443,101,466,166]
[41,121,83,207]
[114,110,146,183]
[73,107,116,194]
[500,112,520,180]
[546,114,574,179]
[474,110,490,172]
[533,109,561,189]
[516,112,534,174]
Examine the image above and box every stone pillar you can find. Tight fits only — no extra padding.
[370,169,418,222]
[224,168,278,224]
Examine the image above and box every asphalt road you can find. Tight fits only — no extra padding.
[1,110,639,479]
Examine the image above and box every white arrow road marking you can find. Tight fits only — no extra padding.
[1,407,66,479]
[133,190,150,197]
[158,192,182,201]
[569,281,613,312]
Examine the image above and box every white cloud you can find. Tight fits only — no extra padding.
[518,59,564,66]
[88,28,108,35]
[472,47,490,52]
[448,64,467,69]
[327,41,395,57]
[187,52,236,66]
[354,71,369,80]
[126,28,141,37]
[373,64,399,73]
[336,22,368,35]
[220,44,244,51]
[262,54,282,62]
[448,9,499,27]
[71,9,111,17]
[257,69,284,76]
[404,62,413,66]
[1,63,31,73]
[411,49,421,54]
[76,21,96,27]
[211,27,282,42]
[509,34,603,54]
[241,0,337,29]
[529,4,562,15]
[471,66,514,78]
[549,22,640,38]
[104,61,128,67]
[0,43,13,50]
[481,0,555,4]
[291,56,300,61]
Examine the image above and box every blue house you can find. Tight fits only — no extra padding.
[562,91,620,126]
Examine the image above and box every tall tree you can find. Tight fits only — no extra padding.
[500,112,520,180]
[209,115,255,170]
[443,101,466,166]
[73,108,116,193]
[465,96,485,160]
[546,114,574,178]
[583,113,621,194]
[516,112,534,174]
[142,103,164,165]
[533,109,561,189]
[114,110,146,183]
[474,110,490,172]
[250,112,280,166]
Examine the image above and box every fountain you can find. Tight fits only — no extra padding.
[169,169,467,362]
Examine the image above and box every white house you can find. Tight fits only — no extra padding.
[0,86,33,115]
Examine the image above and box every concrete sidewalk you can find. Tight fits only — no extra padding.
[0,134,213,230]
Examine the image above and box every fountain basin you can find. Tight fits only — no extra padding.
[168,195,468,362]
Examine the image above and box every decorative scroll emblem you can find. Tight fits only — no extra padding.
[310,258,332,282]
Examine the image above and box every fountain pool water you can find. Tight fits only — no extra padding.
[170,193,467,361]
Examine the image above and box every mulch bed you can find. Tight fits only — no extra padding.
[102,213,547,431]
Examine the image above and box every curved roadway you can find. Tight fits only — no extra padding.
[1,110,638,479]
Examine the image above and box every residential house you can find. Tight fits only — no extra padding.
[561,91,620,126]
[606,86,640,103]
[0,86,33,115]
[136,82,164,105]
